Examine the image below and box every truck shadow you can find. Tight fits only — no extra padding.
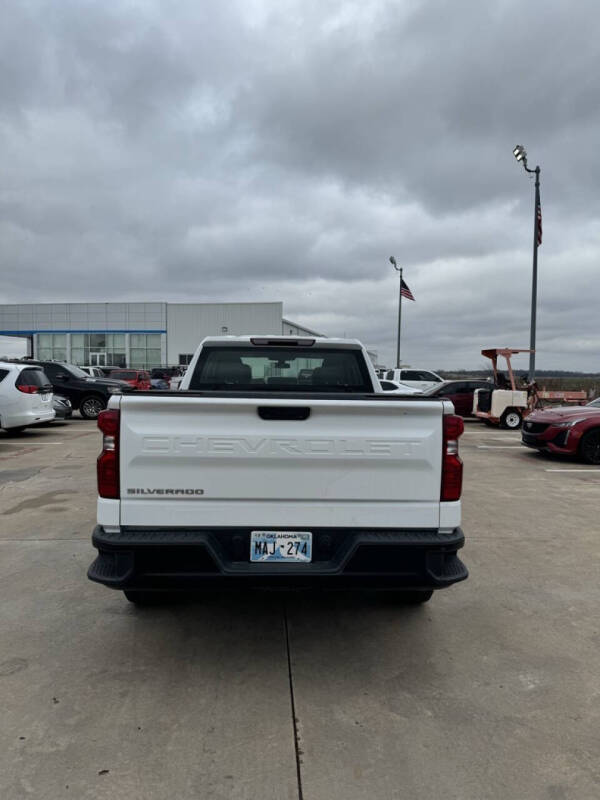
[104,588,436,672]
[83,586,454,731]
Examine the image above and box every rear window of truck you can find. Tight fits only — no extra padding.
[189,347,373,392]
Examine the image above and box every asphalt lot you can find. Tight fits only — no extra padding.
[1,418,599,800]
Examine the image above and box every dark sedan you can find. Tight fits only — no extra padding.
[423,380,493,417]
[521,399,600,464]
[52,394,73,420]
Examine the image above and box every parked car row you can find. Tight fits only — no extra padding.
[378,368,600,464]
[0,359,193,432]
[6,352,597,465]
[377,372,493,418]
[80,365,185,387]
[24,361,135,419]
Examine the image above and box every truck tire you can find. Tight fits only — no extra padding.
[579,429,600,465]
[501,409,522,429]
[80,395,106,419]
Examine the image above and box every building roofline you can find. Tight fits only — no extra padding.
[0,300,282,307]
[282,318,325,337]
[168,301,282,307]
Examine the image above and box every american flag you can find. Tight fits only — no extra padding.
[536,201,542,246]
[401,278,415,301]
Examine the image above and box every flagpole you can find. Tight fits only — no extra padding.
[396,267,403,369]
[389,256,403,369]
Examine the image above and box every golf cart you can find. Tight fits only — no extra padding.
[473,348,535,429]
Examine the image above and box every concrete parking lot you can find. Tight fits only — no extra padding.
[1,419,599,800]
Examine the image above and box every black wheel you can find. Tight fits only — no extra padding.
[501,409,522,430]
[579,429,600,465]
[398,590,434,604]
[79,395,106,419]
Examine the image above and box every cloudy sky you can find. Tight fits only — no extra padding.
[1,0,599,369]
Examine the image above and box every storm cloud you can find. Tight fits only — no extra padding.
[1,0,599,369]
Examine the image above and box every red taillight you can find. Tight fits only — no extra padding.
[17,384,39,394]
[97,409,120,499]
[441,414,464,502]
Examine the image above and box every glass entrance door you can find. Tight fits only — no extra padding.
[90,352,107,367]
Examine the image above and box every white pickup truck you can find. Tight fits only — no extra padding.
[88,336,467,604]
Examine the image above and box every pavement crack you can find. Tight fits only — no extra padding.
[283,598,304,800]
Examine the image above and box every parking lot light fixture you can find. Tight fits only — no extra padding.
[513,144,541,382]
[513,145,527,163]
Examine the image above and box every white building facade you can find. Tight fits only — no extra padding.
[0,302,322,369]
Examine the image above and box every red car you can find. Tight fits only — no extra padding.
[107,369,151,391]
[423,380,493,417]
[521,399,600,464]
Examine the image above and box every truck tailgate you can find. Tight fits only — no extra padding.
[118,395,444,528]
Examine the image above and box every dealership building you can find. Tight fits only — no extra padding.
[0,302,322,369]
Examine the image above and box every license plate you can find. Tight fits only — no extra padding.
[250,531,312,563]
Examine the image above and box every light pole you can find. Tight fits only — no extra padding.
[389,256,402,368]
[513,144,541,382]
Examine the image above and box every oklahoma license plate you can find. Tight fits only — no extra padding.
[250,531,312,563]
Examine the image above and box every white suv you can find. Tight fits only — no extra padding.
[378,379,422,395]
[79,366,106,377]
[385,368,443,391]
[0,362,55,432]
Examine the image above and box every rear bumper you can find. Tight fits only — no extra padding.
[88,525,468,591]
[3,407,55,428]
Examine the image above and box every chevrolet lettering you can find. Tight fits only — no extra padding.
[89,335,467,604]
[141,436,420,458]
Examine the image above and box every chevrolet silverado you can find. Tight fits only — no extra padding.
[88,336,467,604]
